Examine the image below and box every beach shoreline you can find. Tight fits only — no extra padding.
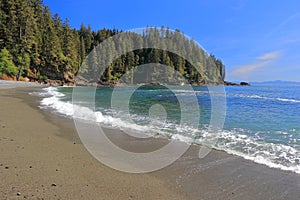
[0,86,188,199]
[0,83,300,199]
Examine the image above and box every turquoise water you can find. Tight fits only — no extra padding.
[39,83,300,173]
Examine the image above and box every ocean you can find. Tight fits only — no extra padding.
[37,83,300,174]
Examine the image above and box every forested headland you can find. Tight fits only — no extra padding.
[0,0,226,86]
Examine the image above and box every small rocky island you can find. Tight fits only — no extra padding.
[224,81,250,86]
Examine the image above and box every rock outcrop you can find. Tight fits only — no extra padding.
[224,81,250,86]
[240,82,250,86]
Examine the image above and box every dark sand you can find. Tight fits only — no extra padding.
[0,84,299,199]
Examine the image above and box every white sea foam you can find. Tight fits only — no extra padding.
[39,87,156,134]
[235,94,300,103]
[38,87,300,174]
[172,134,193,144]
[198,128,300,174]
[276,98,300,103]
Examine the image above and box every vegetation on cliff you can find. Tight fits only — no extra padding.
[0,0,226,85]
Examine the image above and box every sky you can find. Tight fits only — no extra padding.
[44,0,300,82]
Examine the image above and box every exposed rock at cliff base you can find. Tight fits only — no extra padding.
[240,82,250,86]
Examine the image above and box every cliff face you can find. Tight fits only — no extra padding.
[43,71,74,86]
[22,65,72,86]
[1,70,249,87]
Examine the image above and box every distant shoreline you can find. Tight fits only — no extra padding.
[0,79,250,87]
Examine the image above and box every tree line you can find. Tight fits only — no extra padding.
[0,0,226,85]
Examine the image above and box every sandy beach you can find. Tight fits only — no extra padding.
[0,82,300,199]
[0,85,188,199]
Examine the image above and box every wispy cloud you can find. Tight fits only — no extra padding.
[230,51,282,79]
[257,51,281,60]
[267,12,300,37]
[231,61,271,77]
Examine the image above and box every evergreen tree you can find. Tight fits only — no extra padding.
[0,48,18,77]
[0,0,226,85]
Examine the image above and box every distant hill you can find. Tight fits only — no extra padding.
[251,80,300,84]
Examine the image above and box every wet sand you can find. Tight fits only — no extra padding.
[0,83,299,199]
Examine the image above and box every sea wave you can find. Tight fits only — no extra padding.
[233,94,300,103]
[36,87,300,174]
[198,128,300,174]
[39,87,156,134]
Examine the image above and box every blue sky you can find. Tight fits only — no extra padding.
[44,0,300,82]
